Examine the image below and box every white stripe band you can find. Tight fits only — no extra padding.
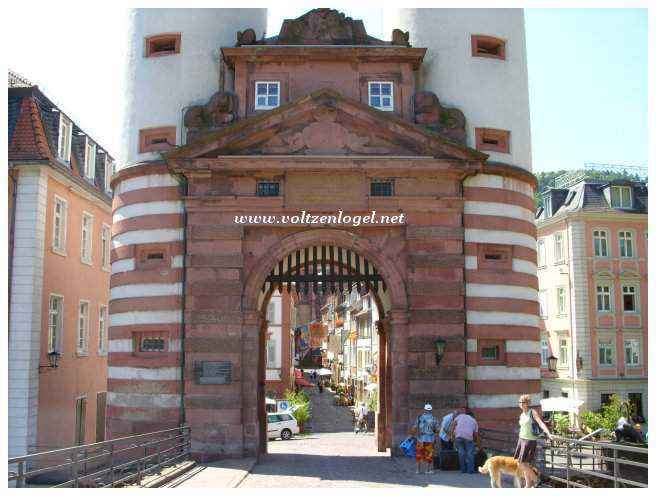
[111,258,135,274]
[467,311,539,327]
[466,284,538,301]
[114,174,179,195]
[465,229,537,251]
[463,174,533,197]
[506,340,541,353]
[108,339,133,352]
[108,392,180,408]
[109,310,182,327]
[465,256,478,270]
[468,393,541,408]
[108,366,180,381]
[112,228,183,248]
[111,283,182,300]
[464,201,535,223]
[113,201,184,222]
[467,366,541,380]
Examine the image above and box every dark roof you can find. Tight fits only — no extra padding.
[8,79,113,204]
[536,179,647,221]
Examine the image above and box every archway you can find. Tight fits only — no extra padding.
[242,229,409,457]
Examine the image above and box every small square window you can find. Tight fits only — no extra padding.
[145,33,181,57]
[139,127,176,153]
[477,243,512,271]
[139,336,166,352]
[257,182,280,197]
[255,82,280,110]
[477,339,505,364]
[475,128,510,153]
[368,82,394,111]
[471,35,506,60]
[481,345,500,361]
[370,180,394,197]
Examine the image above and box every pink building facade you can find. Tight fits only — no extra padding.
[537,178,648,421]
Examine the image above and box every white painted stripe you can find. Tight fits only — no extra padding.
[467,339,477,352]
[506,340,541,353]
[512,258,537,275]
[111,258,135,274]
[114,174,178,195]
[171,255,184,268]
[466,284,538,302]
[109,310,182,327]
[467,311,539,327]
[463,174,533,197]
[169,339,181,352]
[467,366,540,381]
[111,283,182,300]
[107,366,180,381]
[113,201,184,222]
[108,339,133,352]
[108,392,180,408]
[464,201,535,223]
[112,228,183,248]
[465,229,536,251]
[468,393,541,409]
[465,256,478,270]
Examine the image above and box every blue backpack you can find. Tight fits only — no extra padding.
[400,436,416,458]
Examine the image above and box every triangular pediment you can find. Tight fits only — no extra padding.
[166,89,488,161]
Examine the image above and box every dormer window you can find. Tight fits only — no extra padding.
[145,33,181,57]
[544,195,552,218]
[368,82,394,111]
[610,185,632,208]
[255,82,280,110]
[57,114,73,163]
[84,138,96,180]
[471,35,506,60]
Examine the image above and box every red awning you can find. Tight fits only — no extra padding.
[295,377,313,387]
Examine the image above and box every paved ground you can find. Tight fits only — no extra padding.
[239,385,489,488]
[165,459,256,488]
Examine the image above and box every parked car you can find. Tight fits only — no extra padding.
[267,412,299,440]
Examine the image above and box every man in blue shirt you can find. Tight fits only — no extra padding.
[410,403,439,474]
[439,409,458,450]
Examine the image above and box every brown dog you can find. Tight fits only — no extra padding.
[478,455,540,488]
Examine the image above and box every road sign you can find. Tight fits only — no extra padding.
[277,400,290,412]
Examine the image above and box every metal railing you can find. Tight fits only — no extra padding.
[8,426,191,488]
[479,428,648,488]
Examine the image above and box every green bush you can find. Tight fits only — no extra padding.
[552,413,571,435]
[579,395,634,434]
[367,390,378,412]
[292,402,311,430]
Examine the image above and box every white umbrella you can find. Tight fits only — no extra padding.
[265,397,276,405]
[365,383,378,392]
[317,368,332,376]
[540,397,584,412]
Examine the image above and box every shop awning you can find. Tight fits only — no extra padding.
[317,368,332,376]
[540,397,584,412]
[265,397,276,405]
[295,377,313,388]
[365,383,378,392]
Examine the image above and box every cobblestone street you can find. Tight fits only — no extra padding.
[239,387,489,488]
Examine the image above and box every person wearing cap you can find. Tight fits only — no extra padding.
[409,403,439,474]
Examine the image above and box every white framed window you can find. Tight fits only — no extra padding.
[255,81,280,110]
[610,186,632,208]
[52,196,68,253]
[368,81,394,111]
[81,212,93,264]
[598,338,614,366]
[596,284,612,312]
[48,294,64,353]
[57,114,73,162]
[78,300,90,354]
[84,137,96,180]
[554,232,565,262]
[539,290,548,318]
[541,339,549,367]
[104,156,114,193]
[544,197,552,218]
[101,224,111,270]
[537,239,546,267]
[98,305,107,354]
[619,231,634,258]
[624,338,641,367]
[558,338,569,367]
[622,285,638,312]
[266,338,277,366]
[557,286,567,315]
[593,229,608,257]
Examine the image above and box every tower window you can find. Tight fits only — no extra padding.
[139,127,176,153]
[145,33,181,57]
[368,82,394,111]
[257,182,280,197]
[255,82,280,110]
[471,35,506,60]
[370,180,394,197]
[475,128,510,153]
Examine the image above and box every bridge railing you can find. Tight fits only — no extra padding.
[8,426,191,488]
[479,428,648,488]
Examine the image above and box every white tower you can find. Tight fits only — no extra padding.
[120,8,267,169]
[384,8,532,170]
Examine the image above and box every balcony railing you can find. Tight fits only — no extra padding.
[8,426,191,488]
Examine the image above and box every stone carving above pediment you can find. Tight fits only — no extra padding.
[414,92,467,145]
[261,108,393,155]
[184,92,238,143]
[236,8,411,47]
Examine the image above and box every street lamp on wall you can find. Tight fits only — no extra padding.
[547,355,558,372]
[576,354,583,372]
[39,351,61,372]
[434,337,447,366]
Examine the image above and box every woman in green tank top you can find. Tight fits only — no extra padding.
[514,394,552,463]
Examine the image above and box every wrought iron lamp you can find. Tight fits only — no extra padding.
[39,351,61,371]
[434,337,447,366]
[576,354,583,372]
[547,355,558,372]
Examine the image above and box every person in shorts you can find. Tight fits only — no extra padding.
[410,403,439,474]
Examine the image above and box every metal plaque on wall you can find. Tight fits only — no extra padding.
[195,361,232,384]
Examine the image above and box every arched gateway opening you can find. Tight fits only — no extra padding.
[242,230,408,457]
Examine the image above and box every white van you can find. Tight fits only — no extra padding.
[267,412,299,440]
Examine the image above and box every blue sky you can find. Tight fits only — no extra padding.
[7,7,648,173]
